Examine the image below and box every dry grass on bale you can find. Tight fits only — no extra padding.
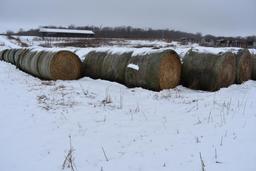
[125,50,181,91]
[83,51,108,79]
[235,49,252,84]
[181,50,236,91]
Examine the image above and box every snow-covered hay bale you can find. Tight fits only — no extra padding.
[252,54,256,80]
[182,50,236,91]
[83,51,108,79]
[235,49,252,84]
[1,49,82,80]
[101,52,132,84]
[125,50,181,91]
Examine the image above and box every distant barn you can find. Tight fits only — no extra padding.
[39,28,95,38]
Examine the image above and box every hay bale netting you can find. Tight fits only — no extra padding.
[83,51,108,79]
[182,50,236,91]
[252,54,256,80]
[235,49,252,84]
[101,52,132,83]
[125,50,181,91]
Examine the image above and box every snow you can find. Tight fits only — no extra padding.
[76,47,166,61]
[0,35,20,48]
[0,35,256,171]
[249,49,256,55]
[127,64,139,71]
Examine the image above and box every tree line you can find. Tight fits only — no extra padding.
[7,25,256,42]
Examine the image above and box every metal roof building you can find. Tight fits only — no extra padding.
[39,28,95,38]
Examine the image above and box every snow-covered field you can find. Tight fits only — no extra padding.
[0,35,256,171]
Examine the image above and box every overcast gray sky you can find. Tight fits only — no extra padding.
[0,0,255,36]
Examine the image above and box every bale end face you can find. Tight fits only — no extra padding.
[125,50,181,91]
[159,51,181,90]
[50,51,82,80]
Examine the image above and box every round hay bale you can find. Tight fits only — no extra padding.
[7,49,19,65]
[0,49,8,61]
[20,49,36,73]
[83,51,108,79]
[5,49,12,63]
[1,48,17,64]
[101,52,132,84]
[37,50,82,80]
[15,49,30,68]
[182,50,236,91]
[251,54,256,80]
[235,49,252,84]
[2,49,11,62]
[125,50,181,91]
[29,50,46,77]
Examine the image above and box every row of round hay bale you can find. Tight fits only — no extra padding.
[0,48,82,80]
[181,50,236,91]
[125,50,181,91]
[83,51,133,84]
[235,49,252,84]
